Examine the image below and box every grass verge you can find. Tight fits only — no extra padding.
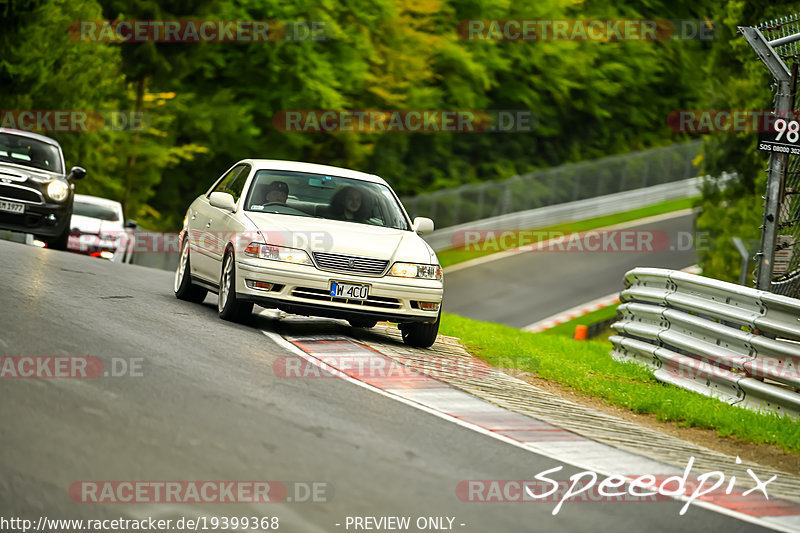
[437,196,698,268]
[439,312,800,454]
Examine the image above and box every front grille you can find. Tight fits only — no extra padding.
[312,252,389,276]
[292,286,401,309]
[0,184,43,204]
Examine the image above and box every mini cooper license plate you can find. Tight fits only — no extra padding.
[330,281,369,300]
[0,200,25,214]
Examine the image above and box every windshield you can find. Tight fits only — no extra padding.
[73,201,121,221]
[244,170,411,231]
[0,133,63,173]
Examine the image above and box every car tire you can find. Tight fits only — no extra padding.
[174,237,208,303]
[218,250,253,322]
[348,319,378,328]
[42,226,69,250]
[399,310,440,348]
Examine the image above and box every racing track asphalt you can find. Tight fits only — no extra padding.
[0,238,771,532]
[443,213,697,328]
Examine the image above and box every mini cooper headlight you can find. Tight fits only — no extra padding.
[244,242,312,265]
[47,180,69,202]
[389,262,442,280]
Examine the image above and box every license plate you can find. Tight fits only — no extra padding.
[0,200,24,214]
[330,281,369,300]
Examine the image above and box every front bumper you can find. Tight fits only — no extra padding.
[66,233,127,261]
[236,257,443,324]
[0,200,72,238]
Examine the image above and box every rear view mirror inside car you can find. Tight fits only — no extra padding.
[308,176,335,188]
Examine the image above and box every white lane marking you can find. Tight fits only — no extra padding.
[258,316,792,531]
[443,208,695,274]
[522,292,620,332]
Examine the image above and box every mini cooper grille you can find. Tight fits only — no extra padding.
[0,185,43,204]
[291,287,401,309]
[312,252,389,276]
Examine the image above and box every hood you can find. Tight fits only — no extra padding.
[70,215,123,235]
[243,212,435,264]
[0,162,63,182]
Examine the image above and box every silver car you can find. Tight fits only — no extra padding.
[174,160,443,347]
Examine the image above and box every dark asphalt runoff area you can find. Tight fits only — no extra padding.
[0,238,769,532]
[443,212,697,328]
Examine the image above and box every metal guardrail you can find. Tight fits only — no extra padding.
[610,267,800,418]
[403,140,702,230]
[422,176,703,251]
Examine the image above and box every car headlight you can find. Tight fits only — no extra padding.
[47,181,69,202]
[244,242,311,265]
[389,262,443,280]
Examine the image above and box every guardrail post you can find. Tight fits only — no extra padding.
[732,237,751,286]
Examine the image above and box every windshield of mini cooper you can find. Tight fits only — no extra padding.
[0,133,63,173]
[244,170,411,231]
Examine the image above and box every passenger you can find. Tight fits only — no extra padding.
[330,186,372,222]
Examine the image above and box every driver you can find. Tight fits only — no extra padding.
[28,144,50,171]
[264,181,289,204]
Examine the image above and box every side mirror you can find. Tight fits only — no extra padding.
[209,191,236,212]
[67,166,86,181]
[412,217,434,234]
[124,219,138,229]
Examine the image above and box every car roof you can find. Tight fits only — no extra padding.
[74,194,123,208]
[242,159,388,186]
[0,128,62,147]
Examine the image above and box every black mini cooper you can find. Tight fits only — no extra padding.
[0,128,86,249]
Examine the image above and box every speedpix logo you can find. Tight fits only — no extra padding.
[458,457,776,516]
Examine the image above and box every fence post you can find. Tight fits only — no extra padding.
[741,25,795,290]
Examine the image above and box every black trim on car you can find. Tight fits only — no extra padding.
[235,293,436,324]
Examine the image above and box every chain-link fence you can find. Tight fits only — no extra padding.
[767,17,800,297]
[402,141,701,229]
[774,126,800,297]
[744,17,800,297]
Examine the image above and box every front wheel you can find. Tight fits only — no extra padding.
[218,251,253,322]
[174,237,208,303]
[399,310,440,348]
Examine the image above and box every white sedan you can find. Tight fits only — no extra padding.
[174,160,443,347]
[67,194,136,261]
